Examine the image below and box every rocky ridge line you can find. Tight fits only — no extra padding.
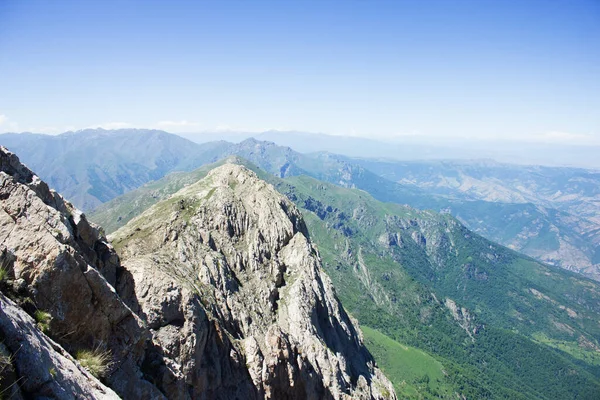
[0,146,395,399]
[111,163,396,399]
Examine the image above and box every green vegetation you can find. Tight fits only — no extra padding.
[75,348,111,379]
[0,249,13,284]
[34,310,51,334]
[532,332,600,367]
[362,326,455,399]
[286,175,600,398]
[0,346,15,400]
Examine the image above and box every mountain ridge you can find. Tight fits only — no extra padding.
[0,146,395,399]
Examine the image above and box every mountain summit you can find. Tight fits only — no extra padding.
[111,163,395,399]
[0,146,394,399]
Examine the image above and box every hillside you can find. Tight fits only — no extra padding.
[201,143,600,280]
[339,157,600,279]
[92,157,600,399]
[346,158,600,220]
[187,141,600,280]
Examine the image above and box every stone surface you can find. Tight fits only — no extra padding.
[0,146,163,398]
[0,293,120,399]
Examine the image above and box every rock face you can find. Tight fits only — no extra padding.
[0,146,395,399]
[111,163,396,399]
[0,146,163,398]
[0,293,120,399]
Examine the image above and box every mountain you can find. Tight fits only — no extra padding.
[196,140,600,280]
[249,131,600,170]
[344,158,600,224]
[182,130,600,170]
[5,129,599,279]
[92,157,600,399]
[0,146,394,399]
[337,157,600,279]
[280,174,600,399]
[183,140,600,280]
[0,129,233,211]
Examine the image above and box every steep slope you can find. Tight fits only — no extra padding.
[91,137,600,279]
[273,176,600,399]
[203,142,600,280]
[92,158,600,399]
[340,157,600,279]
[0,293,120,399]
[0,129,233,210]
[0,146,162,398]
[0,146,394,399]
[110,163,395,399]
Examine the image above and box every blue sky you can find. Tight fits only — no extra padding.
[0,0,598,144]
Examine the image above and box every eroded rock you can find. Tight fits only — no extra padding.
[112,164,396,399]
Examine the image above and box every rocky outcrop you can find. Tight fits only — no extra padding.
[0,293,120,399]
[0,146,395,399]
[112,164,396,399]
[0,146,163,398]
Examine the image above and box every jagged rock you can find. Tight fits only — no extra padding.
[0,293,120,399]
[444,298,477,338]
[0,147,395,399]
[0,146,163,399]
[112,164,396,399]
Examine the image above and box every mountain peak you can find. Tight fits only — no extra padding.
[239,137,277,147]
[111,161,396,399]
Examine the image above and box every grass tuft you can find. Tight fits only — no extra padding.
[75,348,112,379]
[33,310,52,333]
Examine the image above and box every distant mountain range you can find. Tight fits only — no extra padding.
[2,128,599,279]
[0,129,232,210]
[338,157,600,278]
[182,130,600,169]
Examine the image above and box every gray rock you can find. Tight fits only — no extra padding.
[112,164,396,399]
[0,146,163,399]
[0,293,120,399]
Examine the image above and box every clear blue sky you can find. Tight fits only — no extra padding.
[0,0,598,143]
